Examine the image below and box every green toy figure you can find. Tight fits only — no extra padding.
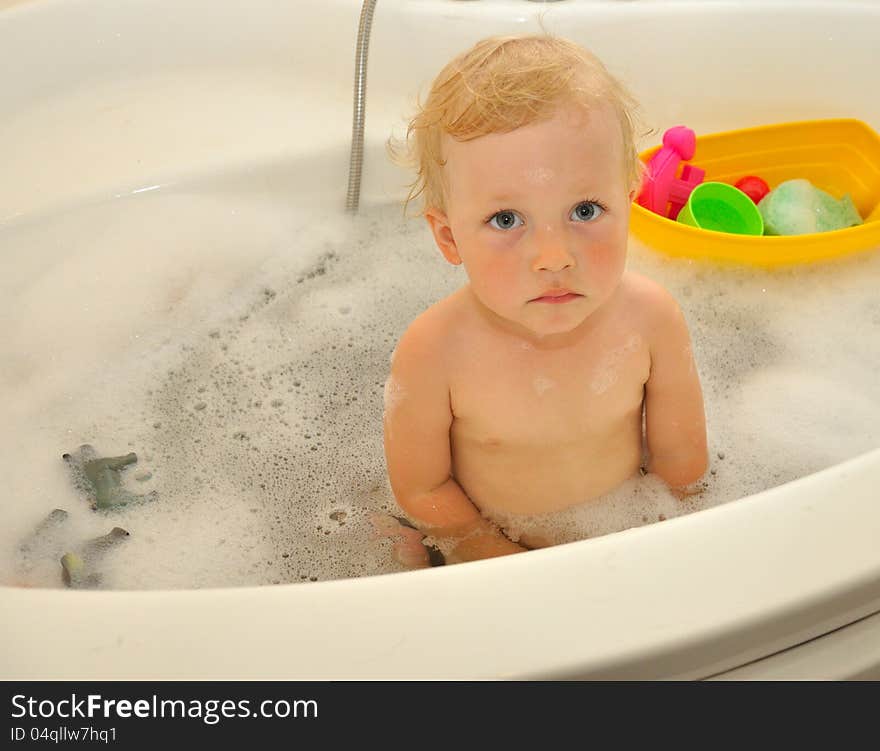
[62,444,157,509]
[60,527,131,589]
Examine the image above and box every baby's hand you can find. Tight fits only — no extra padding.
[670,480,708,501]
[447,524,529,563]
[369,513,433,569]
[518,532,552,550]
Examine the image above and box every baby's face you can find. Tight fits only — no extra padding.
[427,103,632,341]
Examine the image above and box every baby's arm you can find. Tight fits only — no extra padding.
[383,316,526,563]
[643,285,709,492]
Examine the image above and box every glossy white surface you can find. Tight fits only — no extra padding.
[1,0,879,679]
[709,611,880,681]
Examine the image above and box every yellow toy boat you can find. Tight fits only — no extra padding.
[629,119,880,267]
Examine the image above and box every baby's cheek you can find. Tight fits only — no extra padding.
[588,238,626,283]
[477,255,520,302]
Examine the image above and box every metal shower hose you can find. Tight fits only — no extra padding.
[345,0,378,213]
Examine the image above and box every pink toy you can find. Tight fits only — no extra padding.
[637,126,706,220]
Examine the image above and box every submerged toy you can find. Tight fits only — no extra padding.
[759,179,863,235]
[61,526,130,589]
[14,509,70,583]
[63,444,157,510]
[15,495,136,588]
[18,508,69,555]
[636,125,705,220]
[60,553,99,588]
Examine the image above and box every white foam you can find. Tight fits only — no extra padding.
[533,376,556,396]
[2,187,878,589]
[590,333,642,395]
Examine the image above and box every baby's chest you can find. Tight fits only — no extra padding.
[451,335,649,442]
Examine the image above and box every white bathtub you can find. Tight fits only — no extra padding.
[2,0,879,680]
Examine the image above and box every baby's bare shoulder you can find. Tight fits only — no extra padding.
[618,271,683,324]
[617,272,690,347]
[391,288,470,370]
[619,271,677,310]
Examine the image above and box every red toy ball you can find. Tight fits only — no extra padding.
[735,175,771,204]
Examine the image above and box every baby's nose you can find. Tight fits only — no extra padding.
[531,227,575,272]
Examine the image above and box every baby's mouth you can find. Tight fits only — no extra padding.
[529,290,583,304]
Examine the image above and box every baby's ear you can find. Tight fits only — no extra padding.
[425,208,462,266]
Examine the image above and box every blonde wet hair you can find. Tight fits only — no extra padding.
[389,34,644,216]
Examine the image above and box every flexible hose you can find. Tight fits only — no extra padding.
[345,0,378,213]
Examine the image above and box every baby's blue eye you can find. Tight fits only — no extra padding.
[488,210,523,231]
[571,202,604,222]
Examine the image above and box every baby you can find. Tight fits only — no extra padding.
[379,34,708,566]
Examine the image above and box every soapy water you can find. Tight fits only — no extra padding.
[1,186,879,589]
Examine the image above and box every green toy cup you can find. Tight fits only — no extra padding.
[677,181,764,235]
